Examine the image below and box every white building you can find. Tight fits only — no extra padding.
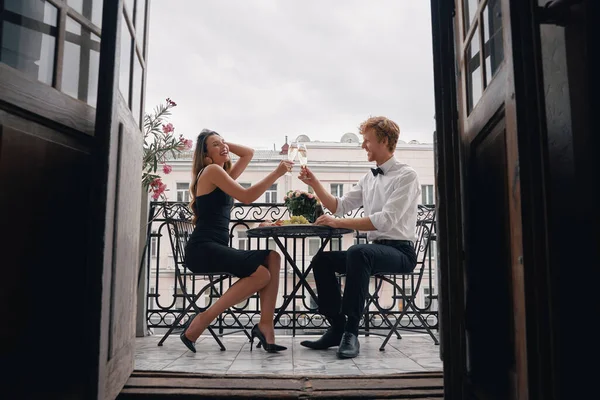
[146,133,437,325]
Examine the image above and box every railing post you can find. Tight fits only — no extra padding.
[136,193,151,337]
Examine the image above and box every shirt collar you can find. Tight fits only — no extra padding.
[376,156,397,175]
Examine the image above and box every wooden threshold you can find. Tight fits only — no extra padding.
[117,370,444,399]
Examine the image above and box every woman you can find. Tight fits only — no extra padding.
[180,129,293,353]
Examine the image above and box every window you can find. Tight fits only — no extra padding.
[462,0,504,113]
[1,1,59,85]
[0,0,118,109]
[308,238,321,256]
[307,238,340,256]
[422,184,435,205]
[356,237,368,245]
[332,240,340,251]
[62,16,101,107]
[173,286,184,309]
[428,241,436,260]
[265,184,277,203]
[424,287,437,311]
[176,182,190,202]
[150,230,157,257]
[330,183,343,197]
[398,288,412,311]
[237,230,247,250]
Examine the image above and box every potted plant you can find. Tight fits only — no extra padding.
[142,97,193,200]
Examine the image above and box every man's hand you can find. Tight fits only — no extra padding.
[298,166,317,186]
[314,214,339,228]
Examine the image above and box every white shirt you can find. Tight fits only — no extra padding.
[334,156,421,243]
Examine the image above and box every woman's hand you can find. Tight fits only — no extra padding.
[276,160,294,177]
[298,166,316,186]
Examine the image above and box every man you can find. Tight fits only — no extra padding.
[297,116,421,359]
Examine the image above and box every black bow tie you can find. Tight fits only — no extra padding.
[371,167,384,176]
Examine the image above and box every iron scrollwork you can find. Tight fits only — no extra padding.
[144,201,439,335]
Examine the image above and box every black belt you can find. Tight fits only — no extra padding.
[372,239,412,246]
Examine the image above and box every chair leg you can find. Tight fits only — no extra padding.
[379,309,405,351]
[410,303,440,345]
[206,326,226,351]
[379,299,438,350]
[227,309,251,340]
[158,302,195,346]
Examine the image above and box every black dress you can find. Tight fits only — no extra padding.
[184,184,270,278]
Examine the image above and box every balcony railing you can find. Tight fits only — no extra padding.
[143,201,439,335]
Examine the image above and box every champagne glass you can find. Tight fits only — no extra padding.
[297,143,308,168]
[286,141,298,176]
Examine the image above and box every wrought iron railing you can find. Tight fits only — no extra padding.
[143,201,439,335]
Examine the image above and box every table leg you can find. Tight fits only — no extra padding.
[272,236,332,326]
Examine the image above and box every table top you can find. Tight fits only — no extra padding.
[246,224,354,238]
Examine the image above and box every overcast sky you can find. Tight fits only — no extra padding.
[145,1,435,149]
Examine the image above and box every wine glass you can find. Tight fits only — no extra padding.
[297,143,308,168]
[286,141,298,176]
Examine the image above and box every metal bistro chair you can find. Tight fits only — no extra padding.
[157,219,251,350]
[340,205,439,350]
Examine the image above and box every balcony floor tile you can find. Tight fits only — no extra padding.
[135,332,442,377]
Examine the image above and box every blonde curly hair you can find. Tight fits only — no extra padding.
[358,116,400,152]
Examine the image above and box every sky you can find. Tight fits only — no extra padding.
[144,0,435,149]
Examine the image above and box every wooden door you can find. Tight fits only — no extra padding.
[0,0,147,398]
[93,0,148,399]
[431,0,551,399]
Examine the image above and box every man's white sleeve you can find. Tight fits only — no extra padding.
[333,177,364,217]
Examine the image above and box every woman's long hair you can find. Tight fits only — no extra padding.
[189,129,232,224]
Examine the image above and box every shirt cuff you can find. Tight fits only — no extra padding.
[368,212,389,232]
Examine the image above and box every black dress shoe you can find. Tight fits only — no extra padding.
[300,327,344,350]
[180,331,196,353]
[336,332,360,359]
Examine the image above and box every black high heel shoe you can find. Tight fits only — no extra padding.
[250,325,287,353]
[180,331,196,353]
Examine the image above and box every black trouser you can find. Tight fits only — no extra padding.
[311,241,417,333]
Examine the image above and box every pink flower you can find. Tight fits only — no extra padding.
[177,137,193,150]
[150,177,162,187]
[307,193,314,199]
[283,196,288,201]
[162,164,172,174]
[149,178,168,200]
[162,123,174,134]
[294,191,300,197]
[166,98,177,107]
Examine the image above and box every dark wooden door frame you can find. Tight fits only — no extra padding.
[90,0,142,398]
[431,0,556,399]
[429,1,467,399]
[504,1,555,399]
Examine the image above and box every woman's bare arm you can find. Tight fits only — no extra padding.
[227,142,254,181]
[202,161,291,204]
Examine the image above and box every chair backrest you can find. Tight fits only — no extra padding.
[413,204,436,269]
[167,219,195,271]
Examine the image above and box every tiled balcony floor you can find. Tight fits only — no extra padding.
[135,331,442,376]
